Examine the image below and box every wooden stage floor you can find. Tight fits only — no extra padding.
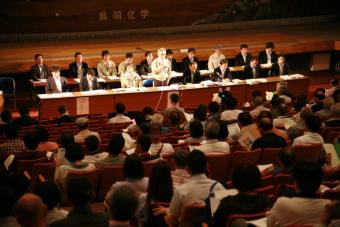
[0,21,339,74]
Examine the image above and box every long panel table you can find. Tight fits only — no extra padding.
[37,75,310,118]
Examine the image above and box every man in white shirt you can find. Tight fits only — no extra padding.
[108,102,132,124]
[268,160,331,226]
[293,115,324,147]
[273,104,296,129]
[250,97,270,119]
[164,150,225,226]
[220,96,243,121]
[208,45,226,72]
[148,123,174,158]
[97,50,117,78]
[195,121,230,154]
[74,117,101,143]
[45,65,68,94]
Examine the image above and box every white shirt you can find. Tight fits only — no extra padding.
[74,129,101,143]
[87,75,93,90]
[250,105,270,119]
[266,49,272,64]
[53,76,62,92]
[267,196,330,227]
[107,114,132,124]
[148,142,174,157]
[220,109,243,121]
[292,131,324,147]
[169,173,225,218]
[194,139,230,154]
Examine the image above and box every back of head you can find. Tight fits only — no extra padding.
[19,105,29,117]
[137,133,152,152]
[24,133,40,151]
[238,112,252,127]
[148,160,173,202]
[170,93,179,104]
[32,182,60,210]
[217,120,229,140]
[305,115,321,133]
[60,132,74,148]
[253,96,264,107]
[277,103,289,116]
[108,134,125,156]
[134,111,146,125]
[57,105,67,115]
[168,110,181,126]
[4,122,19,139]
[257,117,273,132]
[187,149,207,175]
[0,186,16,218]
[109,185,139,222]
[208,101,219,114]
[251,90,262,99]
[292,160,323,197]
[123,153,145,179]
[66,177,92,207]
[16,193,46,227]
[65,143,84,163]
[232,163,261,192]
[278,150,296,169]
[225,97,238,110]
[194,106,207,122]
[1,109,12,123]
[189,120,204,138]
[143,106,153,116]
[151,113,164,125]
[115,102,126,114]
[173,149,190,168]
[35,126,49,142]
[330,78,339,87]
[85,135,100,154]
[204,120,220,140]
[150,123,162,140]
[75,117,89,130]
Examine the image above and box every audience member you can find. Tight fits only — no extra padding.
[249,97,270,119]
[324,103,340,127]
[51,177,109,227]
[109,185,139,227]
[315,96,334,118]
[83,135,107,163]
[185,120,205,144]
[273,103,296,129]
[268,161,331,226]
[95,134,126,168]
[0,122,25,153]
[16,193,47,227]
[213,163,269,226]
[221,97,243,121]
[55,133,74,166]
[292,115,324,147]
[108,102,132,124]
[0,186,19,227]
[171,149,191,188]
[105,154,148,205]
[54,105,76,124]
[325,78,339,97]
[207,101,220,121]
[147,123,174,159]
[74,117,101,143]
[14,105,38,127]
[196,121,230,153]
[36,126,59,152]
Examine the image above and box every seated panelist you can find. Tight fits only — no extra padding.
[182,62,201,84]
[242,57,262,80]
[121,65,142,88]
[79,69,101,91]
[45,65,68,94]
[270,55,291,76]
[212,59,232,82]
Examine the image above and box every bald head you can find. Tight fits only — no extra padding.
[16,193,47,227]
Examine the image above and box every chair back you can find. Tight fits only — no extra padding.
[16,157,48,176]
[0,77,15,94]
[260,148,283,165]
[66,168,101,201]
[293,144,322,162]
[226,211,267,227]
[99,164,124,199]
[322,190,340,200]
[228,149,261,179]
[206,153,231,183]
[179,204,206,227]
[32,162,56,183]
[143,159,158,177]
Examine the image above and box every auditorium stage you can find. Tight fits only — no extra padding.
[0,20,339,74]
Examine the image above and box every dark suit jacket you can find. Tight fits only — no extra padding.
[243,64,262,80]
[258,50,278,64]
[79,76,100,91]
[31,64,51,81]
[54,114,76,124]
[139,59,152,75]
[14,115,38,127]
[270,62,291,76]
[68,62,88,78]
[234,53,252,66]
[170,58,178,72]
[182,70,201,84]
[182,56,199,72]
[45,76,68,94]
[212,67,232,82]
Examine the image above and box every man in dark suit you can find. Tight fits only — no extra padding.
[258,42,278,64]
[68,52,88,78]
[270,55,291,76]
[31,54,51,81]
[45,65,68,94]
[79,69,100,91]
[166,49,177,72]
[182,62,201,84]
[182,48,199,72]
[243,57,262,79]
[212,59,232,82]
[139,51,153,75]
[54,105,76,124]
[14,105,38,127]
[234,44,252,66]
